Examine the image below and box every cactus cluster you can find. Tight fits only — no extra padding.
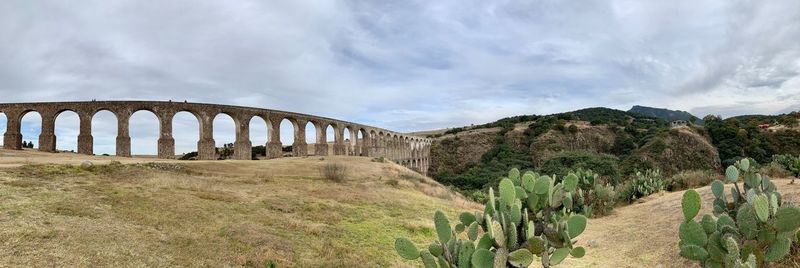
[568,169,616,217]
[679,158,800,267]
[395,168,589,267]
[621,169,665,203]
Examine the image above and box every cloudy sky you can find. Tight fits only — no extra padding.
[1,0,799,155]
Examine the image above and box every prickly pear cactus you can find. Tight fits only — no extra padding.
[678,158,800,267]
[394,168,591,267]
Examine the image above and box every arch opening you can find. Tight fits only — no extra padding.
[305,121,317,156]
[279,118,296,156]
[20,111,42,150]
[0,112,6,146]
[91,110,116,156]
[173,111,200,159]
[129,110,159,156]
[343,127,352,155]
[249,116,268,159]
[54,111,80,153]
[213,113,236,160]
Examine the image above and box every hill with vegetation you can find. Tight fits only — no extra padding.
[428,107,718,193]
[428,107,800,196]
[628,105,702,124]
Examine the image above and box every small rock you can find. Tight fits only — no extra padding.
[587,239,598,247]
[81,161,93,169]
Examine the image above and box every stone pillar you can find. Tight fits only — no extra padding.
[233,119,252,160]
[197,115,216,160]
[116,112,131,157]
[333,127,346,155]
[3,111,22,150]
[266,118,282,159]
[292,119,308,157]
[158,114,175,159]
[348,129,357,156]
[360,133,370,157]
[39,113,56,152]
[77,113,93,155]
[315,122,328,156]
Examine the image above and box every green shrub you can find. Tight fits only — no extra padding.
[770,154,800,183]
[569,169,617,217]
[678,158,800,266]
[667,170,720,191]
[539,151,621,185]
[620,169,665,203]
[760,162,789,179]
[394,168,589,267]
[319,163,347,182]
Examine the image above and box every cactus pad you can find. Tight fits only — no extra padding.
[499,178,516,208]
[775,207,800,232]
[711,180,724,198]
[534,176,550,194]
[563,173,578,192]
[679,221,708,247]
[460,212,477,226]
[394,237,420,260]
[420,251,437,268]
[764,238,791,261]
[725,166,739,182]
[682,190,701,222]
[571,246,586,258]
[434,210,452,244]
[549,248,571,266]
[507,249,534,267]
[567,215,587,239]
[753,194,769,222]
[680,244,709,261]
[470,248,495,268]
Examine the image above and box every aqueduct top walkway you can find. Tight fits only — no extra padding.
[0,101,431,173]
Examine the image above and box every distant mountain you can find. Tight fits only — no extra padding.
[628,105,702,124]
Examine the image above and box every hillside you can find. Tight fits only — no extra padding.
[0,150,479,267]
[628,105,702,124]
[428,108,720,191]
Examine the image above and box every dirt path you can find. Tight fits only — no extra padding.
[564,179,800,267]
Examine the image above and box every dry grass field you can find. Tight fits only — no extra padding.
[0,150,479,267]
[0,149,798,267]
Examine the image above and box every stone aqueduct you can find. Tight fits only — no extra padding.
[0,101,432,174]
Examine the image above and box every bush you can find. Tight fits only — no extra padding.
[678,158,800,266]
[667,170,720,191]
[620,169,665,203]
[319,163,347,182]
[760,162,789,178]
[540,151,621,185]
[570,169,617,217]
